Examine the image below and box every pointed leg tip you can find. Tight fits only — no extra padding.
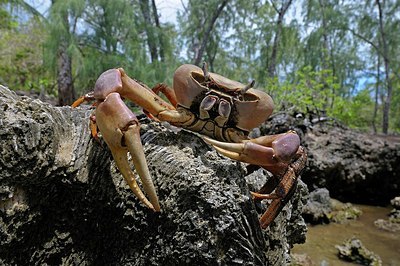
[260,222,269,229]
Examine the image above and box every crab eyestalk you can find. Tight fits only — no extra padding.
[240,80,255,95]
[95,92,160,212]
[202,62,211,82]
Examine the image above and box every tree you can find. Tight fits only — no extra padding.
[347,0,400,133]
[267,0,293,78]
[46,0,87,105]
[178,0,231,68]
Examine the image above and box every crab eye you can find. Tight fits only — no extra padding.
[218,99,231,117]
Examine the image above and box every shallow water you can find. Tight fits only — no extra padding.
[292,204,400,265]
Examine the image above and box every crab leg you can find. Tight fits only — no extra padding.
[94,68,194,126]
[203,131,300,176]
[257,147,307,228]
[205,133,306,228]
[151,83,179,108]
[95,92,160,211]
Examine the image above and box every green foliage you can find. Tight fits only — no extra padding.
[270,67,337,113]
[0,18,53,93]
[1,0,399,132]
[269,67,375,130]
[0,3,17,30]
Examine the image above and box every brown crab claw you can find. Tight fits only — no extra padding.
[95,92,160,212]
[203,132,300,176]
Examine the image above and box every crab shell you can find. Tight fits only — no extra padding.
[172,64,274,132]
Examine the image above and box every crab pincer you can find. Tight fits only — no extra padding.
[204,131,300,175]
[94,92,160,211]
[204,131,306,228]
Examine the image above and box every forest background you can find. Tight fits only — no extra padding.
[1,0,399,134]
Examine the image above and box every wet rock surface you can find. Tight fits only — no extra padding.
[302,188,362,224]
[302,188,331,224]
[328,199,362,224]
[335,237,382,266]
[260,111,400,205]
[390,196,400,209]
[373,196,400,232]
[0,86,308,265]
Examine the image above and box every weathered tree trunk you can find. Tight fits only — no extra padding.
[0,86,307,265]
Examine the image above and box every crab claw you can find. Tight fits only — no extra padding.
[95,92,160,212]
[203,131,300,176]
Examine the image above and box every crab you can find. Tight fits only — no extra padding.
[72,63,307,229]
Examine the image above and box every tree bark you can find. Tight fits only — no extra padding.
[140,0,159,63]
[57,38,76,106]
[193,0,229,66]
[0,86,307,265]
[151,0,165,62]
[267,0,293,78]
[376,0,392,134]
[55,6,76,107]
[372,53,380,133]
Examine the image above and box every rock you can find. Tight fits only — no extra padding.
[335,237,382,266]
[302,188,332,224]
[373,204,400,232]
[260,111,400,205]
[374,219,400,232]
[301,188,362,224]
[390,196,400,209]
[290,253,315,266]
[328,199,362,224]
[0,86,308,265]
[389,209,400,222]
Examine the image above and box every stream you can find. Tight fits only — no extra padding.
[291,204,400,265]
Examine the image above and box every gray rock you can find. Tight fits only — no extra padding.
[302,188,332,224]
[374,219,400,232]
[335,237,382,266]
[390,196,400,209]
[0,86,308,265]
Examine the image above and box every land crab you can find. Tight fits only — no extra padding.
[72,63,307,229]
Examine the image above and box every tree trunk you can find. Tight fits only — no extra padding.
[318,0,333,110]
[57,39,75,106]
[193,0,229,66]
[376,0,392,134]
[0,86,307,265]
[372,54,380,133]
[56,9,76,107]
[151,0,165,62]
[267,0,293,78]
[140,0,159,63]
